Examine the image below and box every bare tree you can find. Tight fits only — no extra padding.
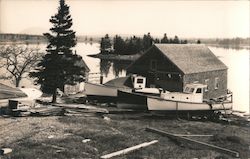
[0,44,42,87]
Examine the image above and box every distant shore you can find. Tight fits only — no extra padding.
[207,44,250,50]
[87,53,141,61]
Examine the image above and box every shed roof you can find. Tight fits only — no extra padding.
[75,58,90,72]
[153,44,227,74]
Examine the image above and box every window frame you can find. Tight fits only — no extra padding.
[204,79,209,92]
[214,77,219,89]
[136,78,144,84]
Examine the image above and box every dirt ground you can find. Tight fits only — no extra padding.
[0,109,249,159]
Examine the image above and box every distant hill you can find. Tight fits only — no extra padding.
[0,33,102,44]
[0,33,46,43]
[19,27,47,35]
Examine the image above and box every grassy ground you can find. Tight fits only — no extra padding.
[0,109,249,159]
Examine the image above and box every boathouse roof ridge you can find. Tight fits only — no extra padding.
[154,44,228,74]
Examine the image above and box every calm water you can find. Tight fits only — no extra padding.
[1,42,249,113]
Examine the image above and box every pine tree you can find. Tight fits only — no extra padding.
[161,33,169,43]
[142,32,153,51]
[100,34,112,53]
[30,0,86,103]
[113,35,126,55]
[173,35,180,44]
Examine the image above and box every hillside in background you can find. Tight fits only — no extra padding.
[0,33,101,44]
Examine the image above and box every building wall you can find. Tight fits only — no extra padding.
[127,46,184,91]
[183,70,227,99]
[127,46,228,99]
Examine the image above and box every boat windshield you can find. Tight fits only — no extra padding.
[184,87,195,93]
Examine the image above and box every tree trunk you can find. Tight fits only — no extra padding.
[52,88,57,103]
[15,77,21,87]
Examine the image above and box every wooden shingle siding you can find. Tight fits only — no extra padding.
[183,70,227,99]
[127,47,183,89]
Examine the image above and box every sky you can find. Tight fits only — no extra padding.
[0,0,249,38]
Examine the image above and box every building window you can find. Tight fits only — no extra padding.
[204,79,209,92]
[150,60,157,70]
[168,74,172,78]
[215,77,219,89]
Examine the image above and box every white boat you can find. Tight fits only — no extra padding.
[85,75,161,103]
[147,83,233,111]
[85,76,133,101]
[85,82,120,101]
[117,88,161,110]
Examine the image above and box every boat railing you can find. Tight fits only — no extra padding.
[206,92,233,104]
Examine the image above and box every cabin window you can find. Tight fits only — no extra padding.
[184,87,189,92]
[190,88,195,93]
[215,77,219,89]
[184,87,195,93]
[196,88,202,93]
[204,79,209,92]
[150,60,157,70]
[137,78,144,84]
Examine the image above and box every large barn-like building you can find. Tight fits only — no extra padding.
[126,44,228,100]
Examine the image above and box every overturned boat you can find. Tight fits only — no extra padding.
[147,83,233,111]
[0,83,43,107]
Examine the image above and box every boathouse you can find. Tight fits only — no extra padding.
[126,44,228,100]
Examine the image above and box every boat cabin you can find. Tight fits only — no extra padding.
[161,83,207,103]
[131,75,146,89]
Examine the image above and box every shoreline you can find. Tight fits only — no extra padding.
[87,53,141,61]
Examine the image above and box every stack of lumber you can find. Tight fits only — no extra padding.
[29,106,64,116]
[53,103,109,114]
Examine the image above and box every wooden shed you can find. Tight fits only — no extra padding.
[126,44,228,100]
[64,58,90,95]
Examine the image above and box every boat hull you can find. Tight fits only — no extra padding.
[117,90,148,110]
[147,96,233,111]
[85,82,133,102]
[85,82,118,97]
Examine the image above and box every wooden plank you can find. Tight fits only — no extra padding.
[174,134,213,137]
[53,103,108,113]
[41,143,65,150]
[100,140,158,159]
[145,127,239,157]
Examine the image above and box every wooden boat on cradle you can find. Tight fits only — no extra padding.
[85,75,147,101]
[147,83,233,112]
[117,88,162,110]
